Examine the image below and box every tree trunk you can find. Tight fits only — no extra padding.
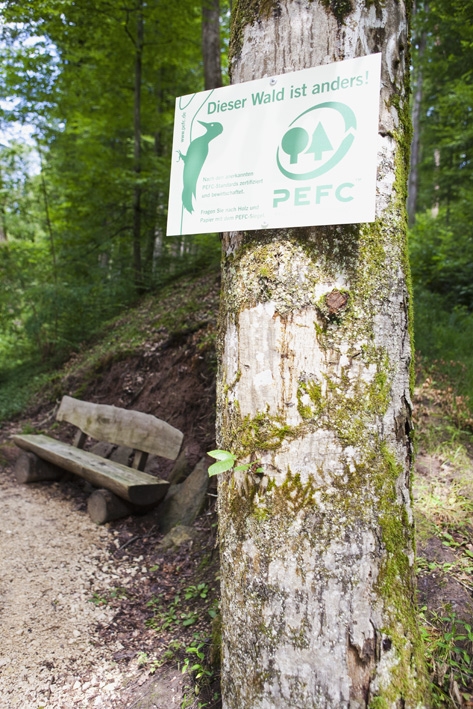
[202,0,222,90]
[132,3,144,292]
[143,127,165,284]
[408,21,426,225]
[216,1,428,707]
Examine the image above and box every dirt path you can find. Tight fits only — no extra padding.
[0,465,143,709]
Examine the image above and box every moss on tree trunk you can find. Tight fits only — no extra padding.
[216,0,429,706]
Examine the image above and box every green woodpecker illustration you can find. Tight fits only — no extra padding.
[178,121,223,213]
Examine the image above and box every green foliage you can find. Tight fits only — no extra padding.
[409,0,473,423]
[182,637,213,681]
[207,449,237,476]
[88,592,108,606]
[138,577,219,700]
[410,212,473,311]
[184,583,209,601]
[419,610,473,706]
[207,449,263,477]
[137,640,183,674]
[413,287,473,408]
[0,358,59,421]
[414,380,473,704]
[0,265,220,423]
[0,0,224,362]
[146,593,199,632]
[413,0,473,219]
[109,586,128,600]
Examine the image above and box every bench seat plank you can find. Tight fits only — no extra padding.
[56,396,183,461]
[13,434,169,506]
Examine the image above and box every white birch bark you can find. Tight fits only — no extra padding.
[216,0,428,706]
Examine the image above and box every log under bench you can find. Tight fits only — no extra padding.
[12,396,184,524]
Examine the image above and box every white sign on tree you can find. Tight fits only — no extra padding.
[167,54,381,236]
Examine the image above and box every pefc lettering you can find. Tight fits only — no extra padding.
[272,183,354,208]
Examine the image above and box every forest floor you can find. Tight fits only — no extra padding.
[0,268,472,708]
[412,369,473,707]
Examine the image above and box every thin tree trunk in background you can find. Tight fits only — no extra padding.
[0,206,7,243]
[38,147,59,351]
[0,172,7,243]
[432,147,440,218]
[144,81,165,285]
[202,0,222,90]
[143,188,165,281]
[216,0,429,706]
[408,27,426,224]
[132,3,144,291]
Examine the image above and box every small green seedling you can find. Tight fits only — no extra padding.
[208,598,220,619]
[182,641,212,679]
[137,651,149,667]
[207,449,263,477]
[185,583,209,600]
[137,650,171,674]
[89,592,108,606]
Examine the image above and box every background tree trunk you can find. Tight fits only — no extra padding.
[408,17,427,225]
[216,0,428,706]
[132,2,144,292]
[202,0,222,90]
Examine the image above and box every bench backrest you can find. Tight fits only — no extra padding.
[56,396,183,461]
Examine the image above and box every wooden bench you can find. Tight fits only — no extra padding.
[12,396,184,524]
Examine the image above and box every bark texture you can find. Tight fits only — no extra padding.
[132,2,144,291]
[202,0,223,90]
[408,27,426,225]
[216,0,428,707]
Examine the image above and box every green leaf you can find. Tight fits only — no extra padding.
[182,617,197,626]
[207,449,236,462]
[208,458,234,476]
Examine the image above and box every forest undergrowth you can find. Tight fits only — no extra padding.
[414,357,473,707]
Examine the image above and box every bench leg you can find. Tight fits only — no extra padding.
[15,451,64,484]
[87,489,135,525]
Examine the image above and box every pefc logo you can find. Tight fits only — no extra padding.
[276,101,356,180]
